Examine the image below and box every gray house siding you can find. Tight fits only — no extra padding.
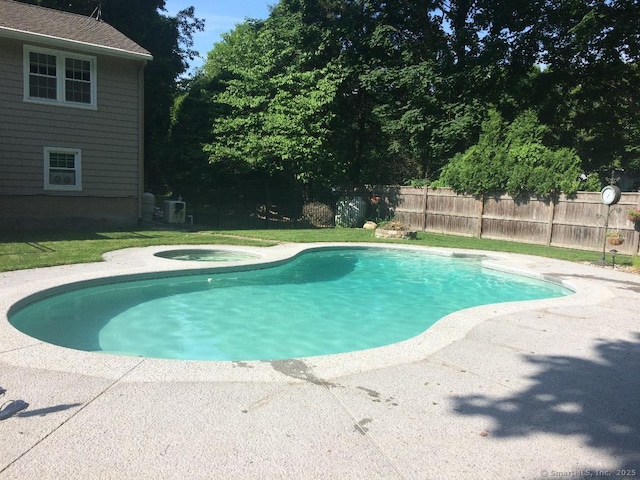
[0,36,145,228]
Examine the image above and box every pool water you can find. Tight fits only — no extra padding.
[9,248,572,361]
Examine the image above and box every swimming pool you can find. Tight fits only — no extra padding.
[9,247,572,361]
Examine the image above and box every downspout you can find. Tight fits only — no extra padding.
[137,61,146,222]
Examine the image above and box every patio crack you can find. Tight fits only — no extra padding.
[325,382,409,480]
[0,357,147,475]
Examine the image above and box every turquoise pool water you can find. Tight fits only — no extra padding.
[9,248,572,361]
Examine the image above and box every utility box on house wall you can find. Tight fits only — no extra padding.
[163,200,186,224]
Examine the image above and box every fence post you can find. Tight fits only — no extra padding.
[265,181,271,229]
[422,187,428,231]
[215,190,220,228]
[476,194,484,238]
[546,198,556,246]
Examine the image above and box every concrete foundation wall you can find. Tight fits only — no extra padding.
[0,195,138,230]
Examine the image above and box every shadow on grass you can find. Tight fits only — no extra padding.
[0,229,159,243]
[0,230,162,261]
[0,242,56,256]
[452,335,640,472]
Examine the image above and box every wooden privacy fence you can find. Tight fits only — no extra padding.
[390,187,640,256]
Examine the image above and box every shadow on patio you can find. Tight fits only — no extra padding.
[452,334,640,473]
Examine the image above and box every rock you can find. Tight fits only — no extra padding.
[363,221,378,230]
[374,228,417,239]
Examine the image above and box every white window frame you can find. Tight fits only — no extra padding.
[44,147,83,192]
[24,46,97,110]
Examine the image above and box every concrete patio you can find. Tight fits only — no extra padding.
[1,243,639,479]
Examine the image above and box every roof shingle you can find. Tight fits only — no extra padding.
[0,0,151,60]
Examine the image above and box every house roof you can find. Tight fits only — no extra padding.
[0,0,152,61]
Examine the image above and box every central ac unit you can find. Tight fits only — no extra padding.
[163,200,186,224]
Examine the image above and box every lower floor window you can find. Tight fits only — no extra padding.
[44,147,82,191]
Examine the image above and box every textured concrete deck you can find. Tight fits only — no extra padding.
[1,243,639,479]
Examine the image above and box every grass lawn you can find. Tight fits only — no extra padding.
[0,229,276,272]
[0,226,634,273]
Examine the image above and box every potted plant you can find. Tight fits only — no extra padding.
[607,230,625,245]
[627,209,640,222]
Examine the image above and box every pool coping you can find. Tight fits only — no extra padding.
[0,242,608,382]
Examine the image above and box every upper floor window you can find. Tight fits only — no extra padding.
[24,46,97,109]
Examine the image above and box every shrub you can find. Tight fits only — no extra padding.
[301,201,334,227]
[438,109,582,198]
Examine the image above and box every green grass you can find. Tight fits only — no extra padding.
[0,226,633,273]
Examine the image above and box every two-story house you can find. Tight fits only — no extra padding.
[0,0,152,229]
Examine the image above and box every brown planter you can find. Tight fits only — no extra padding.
[608,237,624,245]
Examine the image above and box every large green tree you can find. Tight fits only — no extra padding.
[200,6,344,188]
[533,0,640,176]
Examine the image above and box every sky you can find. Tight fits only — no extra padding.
[163,0,275,72]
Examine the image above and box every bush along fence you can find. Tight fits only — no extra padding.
[392,187,640,256]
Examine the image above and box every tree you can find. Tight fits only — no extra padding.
[172,0,639,195]
[201,7,343,188]
[166,75,227,199]
[534,0,640,176]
